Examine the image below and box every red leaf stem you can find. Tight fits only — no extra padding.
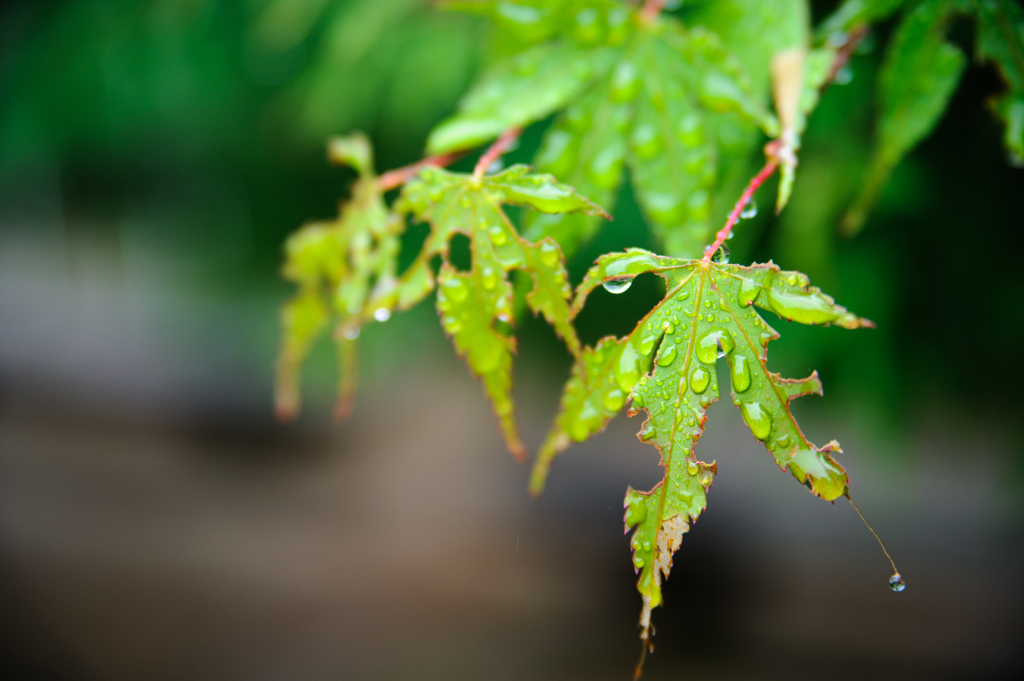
[473,127,522,178]
[378,151,464,191]
[702,149,779,262]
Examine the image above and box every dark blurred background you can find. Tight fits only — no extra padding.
[1,1,1022,679]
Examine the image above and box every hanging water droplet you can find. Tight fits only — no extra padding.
[834,66,853,85]
[603,276,634,293]
[741,402,772,440]
[373,308,391,322]
[710,245,730,264]
[342,325,360,340]
[656,343,678,367]
[690,366,710,394]
[486,159,503,174]
[888,573,906,592]
[740,198,758,219]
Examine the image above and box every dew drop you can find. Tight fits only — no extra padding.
[489,225,508,246]
[538,242,560,267]
[625,496,647,528]
[662,321,674,334]
[373,307,391,322]
[697,329,732,363]
[632,391,645,409]
[481,266,499,290]
[741,402,772,441]
[690,366,710,394]
[633,555,645,568]
[442,277,469,302]
[888,573,906,592]
[738,277,759,307]
[603,388,626,411]
[834,66,853,85]
[687,460,698,476]
[710,245,730,264]
[637,335,656,357]
[730,355,751,393]
[342,325,360,340]
[603,276,634,293]
[656,343,678,367]
[740,198,758,219]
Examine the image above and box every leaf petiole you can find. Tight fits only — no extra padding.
[473,126,522,178]
[702,148,779,263]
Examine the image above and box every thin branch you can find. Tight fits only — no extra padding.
[825,24,869,87]
[473,127,522,178]
[639,0,666,24]
[377,151,465,191]
[702,144,780,262]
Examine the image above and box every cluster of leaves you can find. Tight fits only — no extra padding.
[823,0,1024,232]
[276,131,605,458]
[430,0,779,259]
[275,0,1021,669]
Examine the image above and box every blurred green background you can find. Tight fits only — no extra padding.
[0,1,1021,680]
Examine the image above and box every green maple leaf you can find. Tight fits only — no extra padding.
[396,164,607,459]
[530,249,873,643]
[275,134,438,421]
[973,0,1024,166]
[816,0,909,37]
[842,0,966,233]
[430,0,778,258]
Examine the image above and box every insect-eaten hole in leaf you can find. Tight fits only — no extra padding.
[447,233,472,272]
[491,316,514,337]
[397,216,430,272]
[574,272,666,347]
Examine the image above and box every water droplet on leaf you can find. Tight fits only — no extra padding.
[656,343,677,367]
[489,225,508,246]
[741,402,772,440]
[538,242,560,267]
[690,367,710,394]
[730,355,751,393]
[481,267,499,290]
[603,389,626,411]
